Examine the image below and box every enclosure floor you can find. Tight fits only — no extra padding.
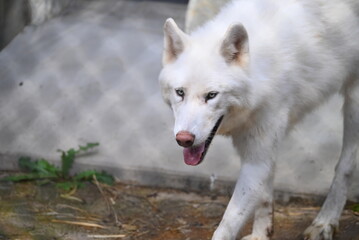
[0,178,358,240]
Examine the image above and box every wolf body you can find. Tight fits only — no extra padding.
[159,0,359,239]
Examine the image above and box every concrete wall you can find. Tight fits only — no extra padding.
[0,0,78,50]
[0,0,30,50]
[28,0,80,25]
[0,0,357,200]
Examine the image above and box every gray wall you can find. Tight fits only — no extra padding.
[0,0,30,50]
[0,0,357,200]
[0,0,77,50]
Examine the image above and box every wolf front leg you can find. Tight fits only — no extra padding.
[212,163,274,240]
[212,125,280,240]
[241,177,274,240]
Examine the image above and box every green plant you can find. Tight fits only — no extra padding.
[351,203,359,213]
[2,143,114,190]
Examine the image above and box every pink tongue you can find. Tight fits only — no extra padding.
[183,143,205,166]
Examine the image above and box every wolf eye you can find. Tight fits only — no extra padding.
[205,91,218,101]
[175,89,185,98]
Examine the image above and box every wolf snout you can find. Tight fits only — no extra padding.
[176,131,195,147]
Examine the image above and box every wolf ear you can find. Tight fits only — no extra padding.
[163,18,188,65]
[220,24,249,66]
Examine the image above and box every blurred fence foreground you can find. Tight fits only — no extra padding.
[0,0,358,201]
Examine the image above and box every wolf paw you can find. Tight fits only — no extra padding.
[303,222,338,240]
[241,234,270,240]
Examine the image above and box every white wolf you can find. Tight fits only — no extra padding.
[159,0,359,239]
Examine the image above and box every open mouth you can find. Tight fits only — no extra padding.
[183,115,224,166]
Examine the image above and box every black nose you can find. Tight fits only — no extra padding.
[176,131,195,147]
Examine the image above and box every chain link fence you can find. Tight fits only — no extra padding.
[0,0,357,200]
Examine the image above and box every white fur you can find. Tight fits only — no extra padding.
[159,0,359,239]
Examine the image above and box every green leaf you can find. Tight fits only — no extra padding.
[74,170,114,186]
[35,159,60,175]
[6,157,60,183]
[1,172,57,182]
[18,157,60,176]
[19,157,37,172]
[95,171,115,186]
[4,143,104,187]
[74,170,98,181]
[2,173,39,182]
[351,204,359,212]
[56,181,78,191]
[61,149,76,178]
[77,142,100,153]
[60,143,99,178]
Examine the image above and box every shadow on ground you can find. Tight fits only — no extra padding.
[0,171,358,240]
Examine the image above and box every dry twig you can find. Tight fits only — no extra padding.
[51,219,108,229]
[93,175,120,225]
[87,234,126,238]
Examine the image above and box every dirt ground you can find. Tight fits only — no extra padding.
[0,175,358,240]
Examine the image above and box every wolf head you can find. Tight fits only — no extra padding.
[159,18,253,166]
